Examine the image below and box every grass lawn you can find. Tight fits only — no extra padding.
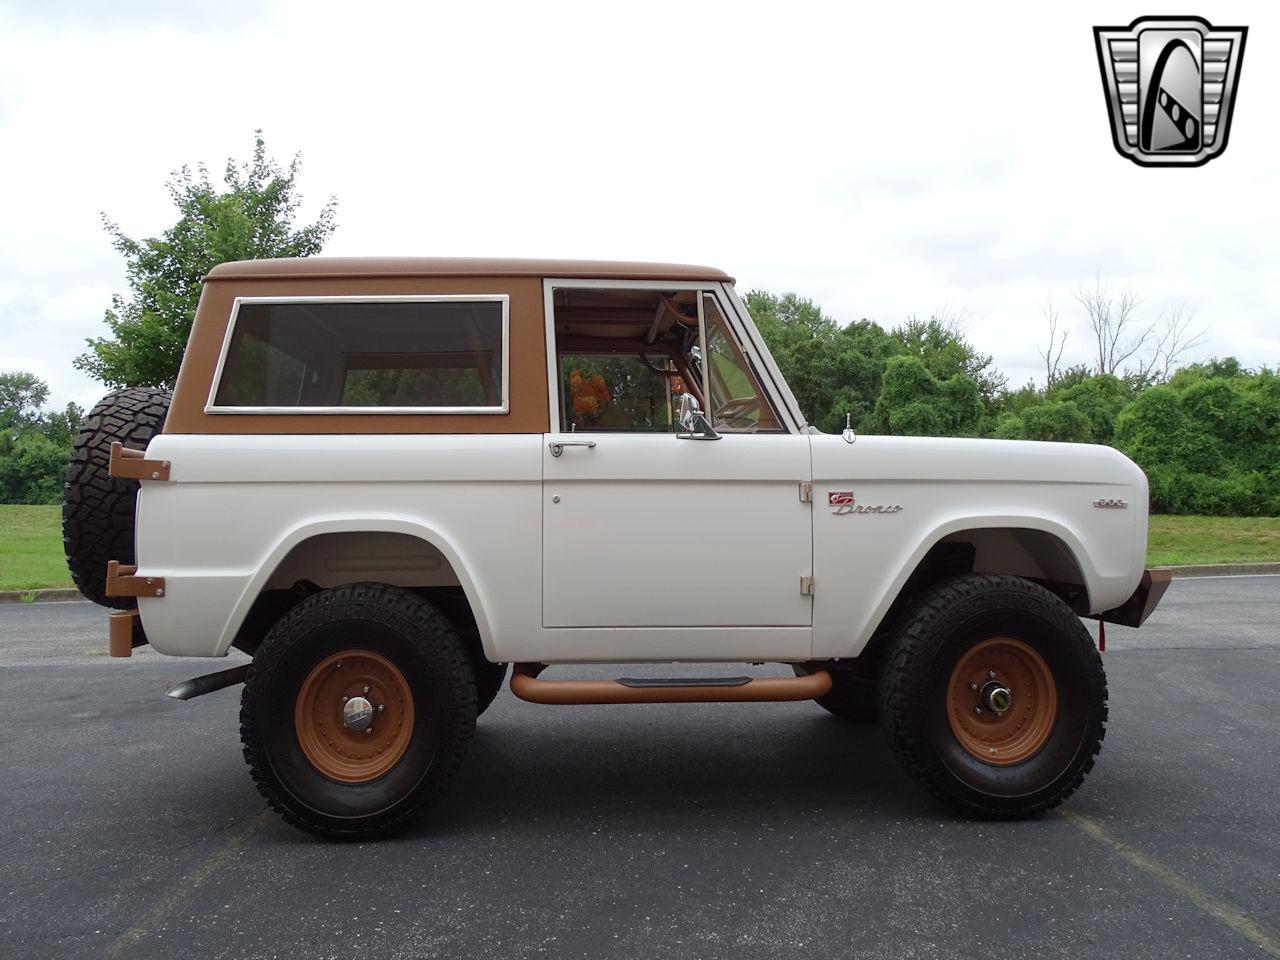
[0,505,1277,593]
[1146,515,1280,567]
[0,504,73,592]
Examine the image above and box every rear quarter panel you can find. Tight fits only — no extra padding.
[134,434,543,659]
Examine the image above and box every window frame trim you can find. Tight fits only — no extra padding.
[204,294,511,415]
[541,279,802,435]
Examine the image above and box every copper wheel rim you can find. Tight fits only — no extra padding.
[947,637,1057,766]
[294,649,415,783]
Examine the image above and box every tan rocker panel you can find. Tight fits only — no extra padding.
[168,273,551,434]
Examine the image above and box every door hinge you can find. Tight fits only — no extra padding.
[799,482,813,503]
[800,575,815,596]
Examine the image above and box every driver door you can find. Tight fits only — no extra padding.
[541,285,813,641]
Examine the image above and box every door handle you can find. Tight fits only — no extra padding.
[549,439,597,457]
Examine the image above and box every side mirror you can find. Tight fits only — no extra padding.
[675,393,720,441]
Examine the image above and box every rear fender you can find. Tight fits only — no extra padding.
[218,516,493,659]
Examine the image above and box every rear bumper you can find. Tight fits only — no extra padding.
[1098,568,1172,627]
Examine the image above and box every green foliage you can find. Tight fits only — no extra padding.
[1018,400,1092,442]
[76,132,337,390]
[1114,370,1280,515]
[1052,374,1130,443]
[744,291,842,430]
[891,316,1006,402]
[747,285,1277,516]
[0,371,50,441]
[0,433,67,505]
[0,371,82,505]
[747,294,993,435]
[869,356,982,437]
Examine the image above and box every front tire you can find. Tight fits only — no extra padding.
[240,583,477,838]
[473,659,509,717]
[879,574,1107,817]
[794,663,878,722]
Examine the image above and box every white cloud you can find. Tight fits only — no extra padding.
[0,0,1275,408]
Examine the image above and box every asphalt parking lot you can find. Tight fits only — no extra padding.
[2,576,1279,960]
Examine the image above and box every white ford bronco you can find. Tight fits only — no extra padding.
[63,258,1169,838]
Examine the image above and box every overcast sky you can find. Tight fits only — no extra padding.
[1,0,1275,412]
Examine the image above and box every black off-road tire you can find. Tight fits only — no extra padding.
[793,664,878,722]
[879,574,1107,818]
[473,659,509,717]
[240,583,477,839]
[62,388,171,608]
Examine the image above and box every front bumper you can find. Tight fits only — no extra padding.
[1098,568,1172,627]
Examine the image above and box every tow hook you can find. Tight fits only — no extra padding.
[166,664,250,701]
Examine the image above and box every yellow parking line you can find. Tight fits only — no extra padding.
[105,810,271,958]
[1063,810,1280,958]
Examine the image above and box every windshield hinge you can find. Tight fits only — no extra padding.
[800,576,815,596]
[799,482,813,503]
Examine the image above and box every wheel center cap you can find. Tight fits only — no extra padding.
[981,681,1013,714]
[342,695,374,731]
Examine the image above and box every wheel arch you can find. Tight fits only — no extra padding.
[217,516,495,660]
[856,514,1098,661]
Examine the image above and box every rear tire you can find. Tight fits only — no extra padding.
[879,574,1106,817]
[240,583,477,838]
[62,388,170,607]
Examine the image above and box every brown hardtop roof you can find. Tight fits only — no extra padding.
[205,257,733,283]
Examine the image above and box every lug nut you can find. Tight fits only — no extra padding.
[342,695,349,703]
[377,704,385,712]
[363,685,370,694]
[364,727,373,735]
[969,682,978,691]
[988,670,996,680]
[974,706,983,714]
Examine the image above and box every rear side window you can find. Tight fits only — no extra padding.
[208,296,509,413]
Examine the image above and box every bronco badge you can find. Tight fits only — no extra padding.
[829,491,902,516]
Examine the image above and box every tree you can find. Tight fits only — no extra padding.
[891,314,1006,402]
[745,291,842,427]
[1018,401,1092,442]
[1053,374,1130,443]
[76,132,337,389]
[0,371,82,504]
[1114,366,1280,515]
[39,402,85,448]
[1147,303,1208,381]
[870,356,983,437]
[0,433,67,505]
[0,371,50,442]
[1036,297,1067,389]
[1074,274,1150,376]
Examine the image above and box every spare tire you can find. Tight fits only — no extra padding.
[63,388,171,608]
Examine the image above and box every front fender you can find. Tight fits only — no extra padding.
[831,512,1102,659]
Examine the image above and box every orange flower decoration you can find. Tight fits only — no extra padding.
[569,370,610,423]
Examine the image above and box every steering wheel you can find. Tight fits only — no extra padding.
[714,396,759,428]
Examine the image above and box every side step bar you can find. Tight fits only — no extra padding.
[509,663,832,705]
